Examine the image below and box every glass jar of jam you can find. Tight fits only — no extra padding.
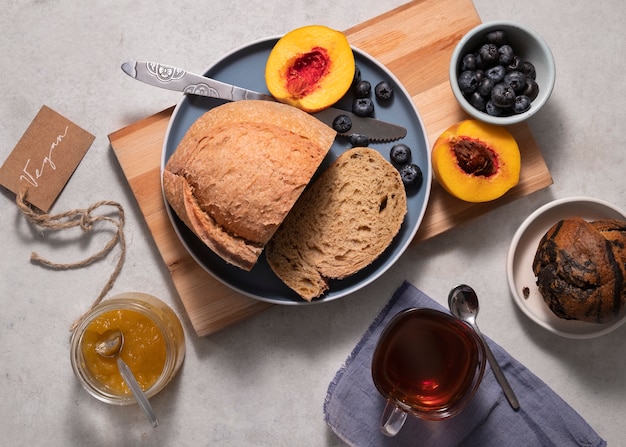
[70,292,185,405]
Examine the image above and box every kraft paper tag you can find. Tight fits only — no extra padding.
[0,105,95,212]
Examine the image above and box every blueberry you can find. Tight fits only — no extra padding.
[485,100,509,117]
[503,70,527,93]
[375,81,394,101]
[491,83,516,108]
[390,143,412,165]
[520,61,537,80]
[460,53,477,71]
[468,91,487,111]
[332,114,352,133]
[485,65,506,83]
[354,80,371,98]
[498,45,514,65]
[478,43,499,67]
[507,55,522,71]
[485,30,508,46]
[399,163,423,187]
[478,77,495,97]
[458,70,479,93]
[512,95,532,114]
[352,97,374,117]
[522,78,540,101]
[349,133,369,147]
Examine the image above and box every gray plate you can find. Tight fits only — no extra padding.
[161,36,432,305]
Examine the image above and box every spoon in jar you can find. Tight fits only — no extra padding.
[95,329,159,427]
[448,284,520,410]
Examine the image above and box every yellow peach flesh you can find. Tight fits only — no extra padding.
[265,25,355,113]
[432,120,521,203]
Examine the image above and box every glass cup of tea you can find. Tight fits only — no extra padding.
[371,308,486,436]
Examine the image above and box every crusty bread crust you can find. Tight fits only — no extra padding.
[265,147,408,301]
[532,218,626,323]
[163,100,336,271]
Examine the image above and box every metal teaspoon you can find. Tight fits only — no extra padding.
[448,284,520,410]
[95,329,159,427]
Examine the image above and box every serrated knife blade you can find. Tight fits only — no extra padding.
[121,61,407,142]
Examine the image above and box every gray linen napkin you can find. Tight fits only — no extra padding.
[324,281,606,447]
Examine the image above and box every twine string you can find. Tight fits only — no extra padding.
[16,188,126,331]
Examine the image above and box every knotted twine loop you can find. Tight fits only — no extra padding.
[16,187,126,332]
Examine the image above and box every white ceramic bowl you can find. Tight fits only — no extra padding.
[506,197,626,339]
[450,21,556,126]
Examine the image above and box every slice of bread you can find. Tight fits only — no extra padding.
[162,100,336,271]
[265,147,408,301]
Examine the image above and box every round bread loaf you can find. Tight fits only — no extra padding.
[265,147,408,301]
[162,100,336,271]
[532,217,626,323]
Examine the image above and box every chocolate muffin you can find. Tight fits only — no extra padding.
[532,218,626,323]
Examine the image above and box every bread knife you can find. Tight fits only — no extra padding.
[121,61,407,143]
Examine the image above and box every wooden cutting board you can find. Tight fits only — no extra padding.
[109,0,553,337]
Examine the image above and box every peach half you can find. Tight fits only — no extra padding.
[432,120,521,202]
[265,25,355,113]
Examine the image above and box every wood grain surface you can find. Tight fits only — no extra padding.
[109,0,552,337]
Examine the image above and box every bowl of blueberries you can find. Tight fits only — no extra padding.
[450,21,555,125]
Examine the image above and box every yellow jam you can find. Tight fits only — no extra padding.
[81,309,167,395]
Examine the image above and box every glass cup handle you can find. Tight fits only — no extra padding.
[380,399,408,437]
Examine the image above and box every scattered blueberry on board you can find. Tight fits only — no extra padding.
[399,163,423,187]
[458,30,539,117]
[353,80,371,98]
[332,114,352,133]
[374,81,394,101]
[349,133,370,147]
[390,143,412,165]
[352,97,374,117]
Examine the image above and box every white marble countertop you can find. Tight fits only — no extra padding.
[1,1,624,445]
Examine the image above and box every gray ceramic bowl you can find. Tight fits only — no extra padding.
[450,21,556,126]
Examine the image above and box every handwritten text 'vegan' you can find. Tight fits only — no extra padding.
[20,125,69,187]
